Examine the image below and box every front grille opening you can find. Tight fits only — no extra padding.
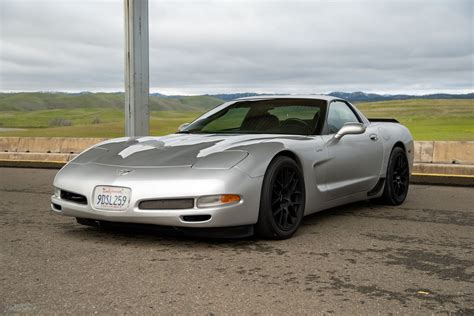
[139,198,194,210]
[60,190,87,205]
[181,215,211,222]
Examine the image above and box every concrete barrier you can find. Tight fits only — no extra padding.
[0,152,72,169]
[412,163,474,176]
[412,141,474,178]
[12,137,107,154]
[432,141,474,165]
[60,138,107,154]
[0,137,473,184]
[0,137,20,152]
[0,137,104,169]
[17,137,64,153]
[414,140,474,165]
[413,141,434,163]
[0,152,71,162]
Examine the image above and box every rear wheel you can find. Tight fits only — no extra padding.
[256,156,305,239]
[380,147,410,205]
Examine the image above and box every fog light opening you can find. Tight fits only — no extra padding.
[52,203,62,211]
[182,215,212,222]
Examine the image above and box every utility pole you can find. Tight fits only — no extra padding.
[124,0,149,137]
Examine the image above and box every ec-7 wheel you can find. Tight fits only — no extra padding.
[256,156,305,239]
[380,147,410,205]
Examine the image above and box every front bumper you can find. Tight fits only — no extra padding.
[51,163,263,228]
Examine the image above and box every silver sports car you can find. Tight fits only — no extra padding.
[51,96,413,239]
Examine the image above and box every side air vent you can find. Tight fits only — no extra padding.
[139,199,194,210]
[60,190,87,205]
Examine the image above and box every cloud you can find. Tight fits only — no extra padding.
[0,0,472,94]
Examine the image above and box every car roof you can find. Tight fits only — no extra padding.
[234,94,342,102]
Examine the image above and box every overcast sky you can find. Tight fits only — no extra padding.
[0,0,472,95]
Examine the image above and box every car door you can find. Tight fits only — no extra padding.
[322,101,383,200]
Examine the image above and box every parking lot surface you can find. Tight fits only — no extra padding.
[1,167,473,314]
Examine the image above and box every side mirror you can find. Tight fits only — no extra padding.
[334,122,366,140]
[178,122,190,132]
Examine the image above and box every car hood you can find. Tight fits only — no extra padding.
[69,133,309,168]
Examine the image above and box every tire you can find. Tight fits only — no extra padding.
[256,156,305,239]
[379,147,410,205]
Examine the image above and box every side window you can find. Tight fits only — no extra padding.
[327,101,360,133]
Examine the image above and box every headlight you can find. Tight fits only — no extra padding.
[54,187,61,198]
[197,194,241,208]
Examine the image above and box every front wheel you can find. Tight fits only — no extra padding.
[256,156,305,239]
[379,147,410,205]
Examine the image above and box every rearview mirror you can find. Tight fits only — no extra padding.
[178,123,190,132]
[334,123,366,140]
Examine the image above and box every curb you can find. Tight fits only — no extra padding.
[0,160,66,169]
[411,173,474,187]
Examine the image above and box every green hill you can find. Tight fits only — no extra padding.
[0,94,472,140]
[0,92,224,112]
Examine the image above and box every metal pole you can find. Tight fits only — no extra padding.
[124,0,149,137]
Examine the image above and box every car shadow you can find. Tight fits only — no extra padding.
[60,199,380,246]
[301,199,376,226]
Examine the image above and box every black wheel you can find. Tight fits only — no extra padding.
[380,147,410,205]
[256,156,305,239]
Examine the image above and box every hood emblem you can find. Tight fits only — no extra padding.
[117,169,133,176]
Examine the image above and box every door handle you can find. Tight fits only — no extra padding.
[369,134,378,141]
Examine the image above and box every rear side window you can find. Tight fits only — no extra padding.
[327,101,360,133]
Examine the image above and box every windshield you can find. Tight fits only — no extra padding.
[181,99,326,135]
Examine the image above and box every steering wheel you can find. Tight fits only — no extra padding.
[280,118,311,135]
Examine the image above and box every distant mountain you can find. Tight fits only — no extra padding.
[0,91,471,112]
[327,91,474,103]
[205,91,473,102]
[0,92,223,112]
[149,92,169,98]
[151,92,284,101]
[203,92,284,101]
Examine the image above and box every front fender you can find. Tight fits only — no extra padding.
[233,142,286,177]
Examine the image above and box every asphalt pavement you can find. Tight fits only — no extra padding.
[0,167,473,315]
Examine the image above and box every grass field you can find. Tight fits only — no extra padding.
[0,99,472,140]
[0,110,200,138]
[0,92,223,112]
[355,99,474,141]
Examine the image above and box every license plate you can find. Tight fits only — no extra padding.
[93,186,131,211]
